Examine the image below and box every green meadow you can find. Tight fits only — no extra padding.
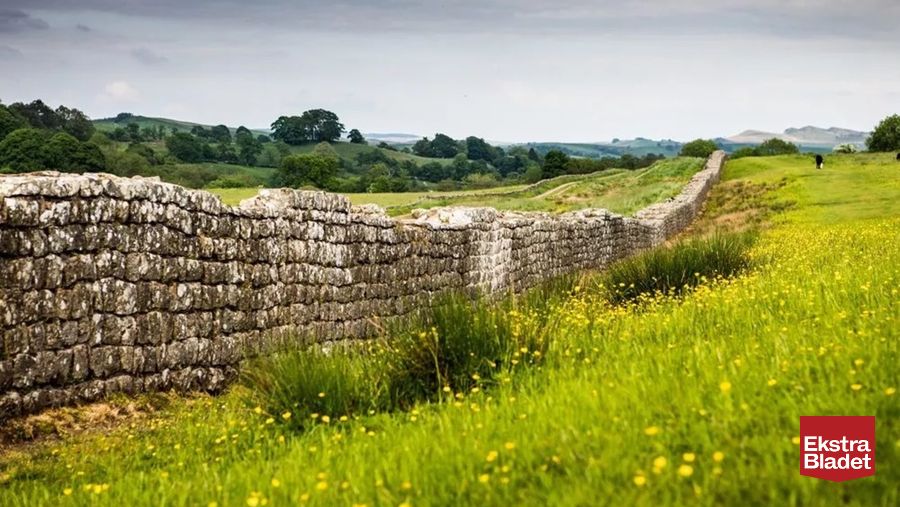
[1,153,898,506]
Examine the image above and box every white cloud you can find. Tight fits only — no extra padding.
[101,80,140,102]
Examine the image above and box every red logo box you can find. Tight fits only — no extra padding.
[800,416,875,482]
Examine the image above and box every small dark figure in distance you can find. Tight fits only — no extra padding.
[815,154,824,170]
[896,152,900,161]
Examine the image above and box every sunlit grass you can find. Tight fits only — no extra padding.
[1,153,899,506]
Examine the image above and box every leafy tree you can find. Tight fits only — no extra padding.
[215,143,239,163]
[235,126,253,139]
[755,138,799,156]
[412,161,449,182]
[165,132,205,163]
[103,150,150,177]
[210,124,232,144]
[312,142,339,160]
[450,153,472,180]
[256,143,286,167]
[523,164,543,183]
[191,126,210,139]
[271,109,344,144]
[0,105,26,140]
[465,136,493,161]
[41,132,105,173]
[0,128,47,172]
[866,114,900,151]
[236,131,263,165]
[55,106,95,141]
[412,137,433,157]
[125,123,141,142]
[126,143,158,165]
[113,112,134,123]
[431,133,459,158]
[277,153,339,188]
[377,141,397,151]
[8,100,61,130]
[729,147,756,159]
[348,129,366,144]
[542,149,569,178]
[140,126,159,141]
[679,139,719,158]
[257,134,271,143]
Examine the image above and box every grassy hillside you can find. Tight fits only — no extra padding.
[93,116,270,137]
[208,157,703,216]
[385,156,703,216]
[2,153,898,506]
[287,142,454,167]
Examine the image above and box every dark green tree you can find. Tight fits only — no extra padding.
[165,132,205,162]
[41,132,105,173]
[866,114,900,152]
[0,128,47,172]
[210,124,232,144]
[431,133,459,158]
[755,138,799,156]
[55,106,95,141]
[347,129,366,144]
[271,109,344,144]
[8,100,61,130]
[277,153,339,188]
[125,123,141,142]
[679,139,719,158]
[236,132,263,165]
[542,149,570,178]
[465,136,494,161]
[412,137,433,157]
[0,105,27,140]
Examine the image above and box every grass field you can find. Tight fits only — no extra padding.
[1,153,899,506]
[208,157,704,216]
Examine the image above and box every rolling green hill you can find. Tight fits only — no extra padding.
[93,115,270,137]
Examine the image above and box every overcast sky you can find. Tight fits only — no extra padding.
[1,1,898,142]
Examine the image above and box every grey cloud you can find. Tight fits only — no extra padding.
[0,9,49,33]
[76,23,91,32]
[0,45,23,60]
[131,47,168,65]
[3,1,899,41]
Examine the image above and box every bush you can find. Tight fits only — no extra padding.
[680,139,718,158]
[600,232,755,304]
[865,114,900,151]
[833,144,858,154]
[755,138,799,156]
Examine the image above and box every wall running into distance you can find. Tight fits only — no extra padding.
[0,151,725,418]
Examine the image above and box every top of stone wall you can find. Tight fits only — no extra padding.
[1,151,724,229]
[0,171,351,218]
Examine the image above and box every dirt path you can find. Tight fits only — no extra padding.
[533,181,578,199]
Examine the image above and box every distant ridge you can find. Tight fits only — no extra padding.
[726,126,868,146]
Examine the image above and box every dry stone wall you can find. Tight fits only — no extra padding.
[0,151,725,418]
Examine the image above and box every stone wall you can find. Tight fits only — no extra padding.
[0,151,725,418]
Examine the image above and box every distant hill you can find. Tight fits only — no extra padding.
[93,115,271,138]
[724,126,868,151]
[363,132,422,145]
[520,138,682,158]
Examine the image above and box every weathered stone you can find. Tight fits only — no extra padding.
[0,152,725,419]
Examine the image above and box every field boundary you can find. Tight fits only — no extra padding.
[0,151,725,418]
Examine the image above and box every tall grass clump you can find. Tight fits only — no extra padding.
[240,343,395,429]
[239,276,578,429]
[601,232,755,304]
